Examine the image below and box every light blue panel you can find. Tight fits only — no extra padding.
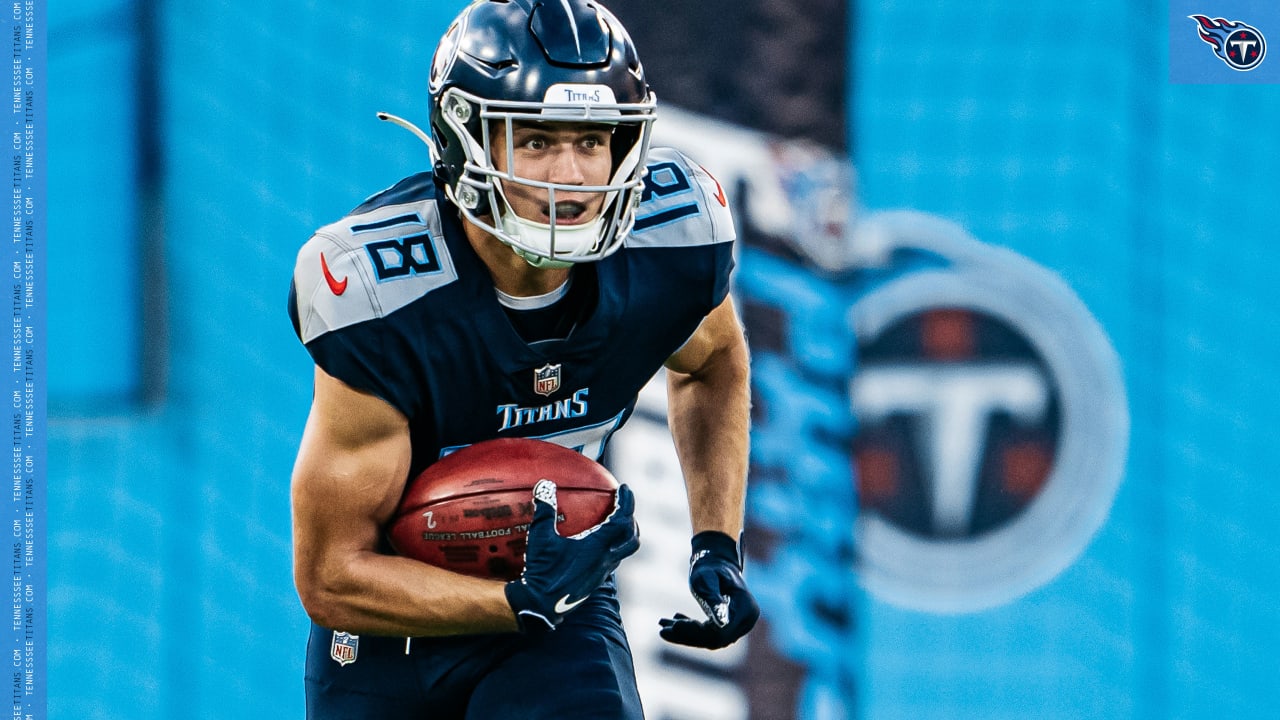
[47,416,183,720]
[855,0,1280,718]
[46,1,142,404]
[855,0,1149,343]
[1154,81,1280,720]
[855,0,1145,713]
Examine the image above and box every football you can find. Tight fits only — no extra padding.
[386,437,620,580]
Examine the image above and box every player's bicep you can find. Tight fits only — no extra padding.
[291,366,412,566]
[665,296,747,378]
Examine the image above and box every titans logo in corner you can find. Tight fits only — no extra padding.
[1189,15,1267,71]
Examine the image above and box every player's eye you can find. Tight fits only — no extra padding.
[579,134,610,151]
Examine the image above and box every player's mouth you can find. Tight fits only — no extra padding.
[545,201,590,225]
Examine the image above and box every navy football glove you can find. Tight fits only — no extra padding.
[505,480,640,633]
[659,530,760,649]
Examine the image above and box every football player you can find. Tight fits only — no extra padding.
[288,0,759,717]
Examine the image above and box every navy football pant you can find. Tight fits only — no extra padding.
[304,589,644,719]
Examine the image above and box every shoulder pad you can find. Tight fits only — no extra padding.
[627,147,736,249]
[293,191,458,343]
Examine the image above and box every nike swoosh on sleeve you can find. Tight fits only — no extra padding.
[320,251,349,295]
[697,163,729,207]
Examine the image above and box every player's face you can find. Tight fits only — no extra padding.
[490,122,614,226]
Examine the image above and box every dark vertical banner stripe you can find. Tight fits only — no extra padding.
[137,0,169,406]
[606,0,849,150]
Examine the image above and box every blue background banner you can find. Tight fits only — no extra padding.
[43,1,1280,718]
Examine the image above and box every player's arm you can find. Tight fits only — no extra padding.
[290,365,518,637]
[660,294,760,649]
[664,295,751,537]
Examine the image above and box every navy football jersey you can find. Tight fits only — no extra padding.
[289,148,735,477]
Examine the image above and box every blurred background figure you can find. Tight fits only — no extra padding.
[46,1,1280,718]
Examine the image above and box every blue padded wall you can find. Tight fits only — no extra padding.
[855,2,1280,719]
[45,0,1280,718]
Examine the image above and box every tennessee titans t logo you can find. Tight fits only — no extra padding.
[1189,15,1267,71]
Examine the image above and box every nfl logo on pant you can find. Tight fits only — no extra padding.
[330,631,359,666]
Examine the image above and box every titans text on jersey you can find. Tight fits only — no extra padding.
[496,387,590,432]
[289,148,736,477]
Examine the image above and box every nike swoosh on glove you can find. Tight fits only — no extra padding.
[505,479,640,633]
[659,530,760,649]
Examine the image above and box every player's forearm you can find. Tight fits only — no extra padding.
[297,551,518,637]
[666,345,751,537]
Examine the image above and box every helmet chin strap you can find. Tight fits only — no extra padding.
[514,248,574,270]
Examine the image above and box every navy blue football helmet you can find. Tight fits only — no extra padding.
[422,0,657,267]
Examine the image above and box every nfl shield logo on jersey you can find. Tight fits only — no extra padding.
[534,363,562,396]
[330,631,359,666]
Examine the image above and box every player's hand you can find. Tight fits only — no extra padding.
[659,531,759,649]
[505,480,640,633]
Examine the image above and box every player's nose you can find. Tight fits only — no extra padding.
[546,146,587,185]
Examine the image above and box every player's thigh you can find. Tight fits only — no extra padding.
[305,625,506,720]
[305,628,436,719]
[466,613,643,720]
